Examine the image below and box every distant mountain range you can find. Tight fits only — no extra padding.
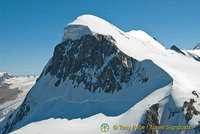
[0,72,37,122]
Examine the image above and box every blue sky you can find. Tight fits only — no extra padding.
[0,0,200,75]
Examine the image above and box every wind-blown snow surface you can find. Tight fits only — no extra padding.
[3,15,200,134]
[0,73,37,121]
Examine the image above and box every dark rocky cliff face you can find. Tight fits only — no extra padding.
[141,103,160,134]
[45,34,148,93]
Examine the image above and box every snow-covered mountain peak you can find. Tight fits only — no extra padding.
[0,72,12,77]
[194,42,200,50]
[1,15,200,134]
[62,14,166,56]
[69,14,110,26]
[0,15,175,134]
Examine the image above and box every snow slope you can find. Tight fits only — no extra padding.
[2,15,200,134]
[11,84,173,134]
[188,50,200,57]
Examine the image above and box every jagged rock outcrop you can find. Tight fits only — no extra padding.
[181,91,200,125]
[170,45,185,55]
[45,34,148,93]
[194,42,200,50]
[182,99,200,123]
[141,103,159,134]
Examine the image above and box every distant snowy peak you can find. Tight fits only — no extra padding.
[194,42,200,50]
[0,72,13,83]
[0,72,13,78]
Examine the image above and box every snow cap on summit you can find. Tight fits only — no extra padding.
[62,14,166,51]
[62,14,124,41]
